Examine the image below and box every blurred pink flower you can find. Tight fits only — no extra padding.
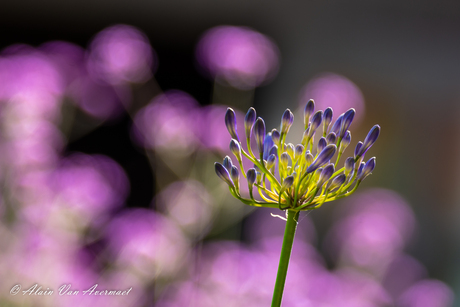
[196,25,280,89]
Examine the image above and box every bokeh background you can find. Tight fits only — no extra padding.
[1,0,460,306]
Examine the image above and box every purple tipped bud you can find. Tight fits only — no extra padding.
[231,166,240,190]
[256,171,262,185]
[304,99,315,128]
[317,137,327,153]
[269,145,278,157]
[305,151,314,166]
[295,144,304,158]
[357,157,376,181]
[301,128,310,145]
[330,114,344,135]
[306,144,337,173]
[247,168,256,187]
[317,164,335,189]
[354,141,363,159]
[339,108,355,138]
[356,162,365,178]
[281,175,294,190]
[263,133,274,160]
[225,108,239,142]
[280,152,290,169]
[313,167,323,182]
[244,107,256,138]
[322,108,333,134]
[344,157,355,176]
[280,109,294,134]
[339,130,351,153]
[286,143,295,158]
[223,156,233,171]
[308,110,323,138]
[254,117,266,156]
[357,125,380,157]
[266,154,276,169]
[328,174,346,191]
[230,139,241,158]
[271,129,280,145]
[215,162,235,187]
[326,132,337,145]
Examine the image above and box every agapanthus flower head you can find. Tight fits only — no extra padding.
[215,103,380,211]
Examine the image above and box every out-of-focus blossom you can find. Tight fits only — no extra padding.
[299,73,365,125]
[105,209,189,281]
[196,25,280,90]
[87,24,156,85]
[156,180,214,239]
[398,279,454,307]
[132,90,202,155]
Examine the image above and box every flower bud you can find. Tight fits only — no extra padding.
[223,156,233,171]
[254,117,266,156]
[305,151,314,166]
[317,137,327,153]
[344,157,355,177]
[215,162,235,188]
[339,108,355,138]
[279,175,295,195]
[256,171,263,185]
[354,141,363,160]
[317,164,334,189]
[295,144,304,158]
[230,139,241,159]
[306,144,337,173]
[308,110,323,138]
[304,99,315,128]
[266,154,276,170]
[330,114,344,135]
[357,157,376,181]
[326,132,337,145]
[247,168,256,187]
[231,166,240,190]
[357,125,380,158]
[269,145,278,157]
[280,152,290,169]
[244,107,256,139]
[280,109,294,135]
[339,130,351,153]
[271,129,280,145]
[263,133,274,160]
[225,108,240,142]
[322,107,333,135]
[328,174,346,191]
[286,143,295,159]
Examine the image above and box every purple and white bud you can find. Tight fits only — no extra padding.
[322,107,333,135]
[354,141,363,160]
[280,152,290,169]
[317,164,335,189]
[225,108,240,142]
[305,151,314,166]
[304,99,315,128]
[263,133,274,160]
[356,162,365,179]
[280,109,294,135]
[266,154,276,170]
[215,162,235,188]
[330,114,344,135]
[339,108,355,139]
[328,174,346,191]
[326,132,337,145]
[344,157,355,177]
[223,156,233,171]
[286,143,295,159]
[244,107,256,138]
[254,117,266,156]
[306,144,337,173]
[269,145,278,157]
[231,166,240,190]
[317,137,327,153]
[230,139,242,159]
[308,110,323,138]
[280,175,295,192]
[339,130,351,153]
[357,125,380,158]
[357,157,376,181]
[295,144,304,158]
[256,171,263,185]
[247,168,256,187]
[271,129,280,145]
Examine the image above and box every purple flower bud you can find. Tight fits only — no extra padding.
[295,144,304,158]
[269,145,278,157]
[229,139,241,158]
[280,109,294,135]
[223,156,233,171]
[317,137,327,153]
[330,114,344,135]
[313,167,323,182]
[356,162,365,178]
[254,117,266,156]
[286,143,295,158]
[215,162,235,187]
[225,108,240,142]
[357,157,376,181]
[308,110,323,138]
[247,168,256,186]
[305,151,314,166]
[339,130,351,153]
[357,125,380,157]
[280,175,294,194]
[256,171,262,185]
[304,99,315,128]
[317,164,335,189]
[328,174,346,191]
[306,144,337,173]
[301,128,310,144]
[344,157,355,176]
[263,133,274,160]
[231,165,240,189]
[271,129,280,145]
[322,107,333,134]
[280,152,290,169]
[354,141,363,159]
[326,132,337,145]
[244,107,256,138]
[339,108,355,138]
[266,154,276,169]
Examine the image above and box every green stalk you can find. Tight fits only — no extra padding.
[271,209,300,307]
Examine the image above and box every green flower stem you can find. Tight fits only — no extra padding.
[271,209,300,307]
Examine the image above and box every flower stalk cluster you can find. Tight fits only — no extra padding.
[215,99,380,211]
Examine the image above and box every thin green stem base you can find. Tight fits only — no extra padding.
[271,210,300,307]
